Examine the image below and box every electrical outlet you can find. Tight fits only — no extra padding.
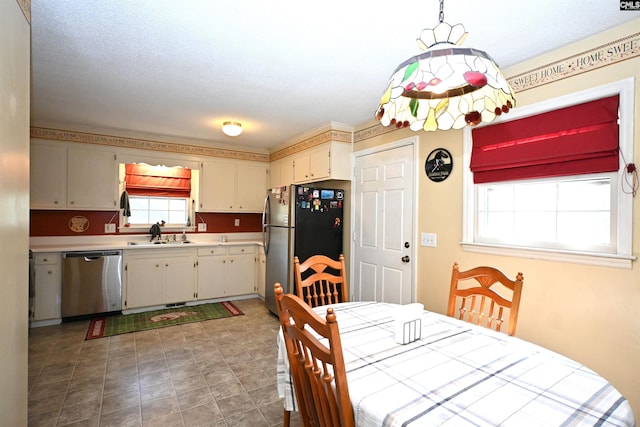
[421,232,437,247]
[198,223,207,232]
[104,223,116,233]
[234,218,240,227]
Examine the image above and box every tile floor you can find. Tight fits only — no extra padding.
[27,299,300,427]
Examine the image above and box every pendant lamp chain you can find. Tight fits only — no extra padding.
[439,0,444,24]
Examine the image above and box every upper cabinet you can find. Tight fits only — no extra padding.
[30,141,118,210]
[200,160,268,212]
[269,158,294,189]
[273,141,352,187]
[30,142,67,208]
[67,147,118,209]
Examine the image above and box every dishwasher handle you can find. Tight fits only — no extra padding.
[62,250,122,259]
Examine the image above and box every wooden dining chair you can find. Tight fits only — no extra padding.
[294,254,348,307]
[275,283,355,427]
[447,262,524,336]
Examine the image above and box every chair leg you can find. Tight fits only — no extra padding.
[283,408,291,427]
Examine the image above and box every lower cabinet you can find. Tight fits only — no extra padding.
[32,253,61,322]
[124,249,197,309]
[197,245,257,300]
[124,244,258,310]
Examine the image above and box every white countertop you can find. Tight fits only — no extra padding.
[30,233,263,253]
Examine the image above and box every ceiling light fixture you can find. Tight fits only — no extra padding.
[375,0,516,132]
[222,121,243,137]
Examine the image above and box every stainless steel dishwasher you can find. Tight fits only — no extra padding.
[62,250,123,318]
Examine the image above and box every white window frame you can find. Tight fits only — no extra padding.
[462,78,635,268]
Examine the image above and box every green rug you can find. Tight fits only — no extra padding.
[86,301,243,340]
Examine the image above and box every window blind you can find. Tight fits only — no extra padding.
[125,164,191,197]
[470,95,619,184]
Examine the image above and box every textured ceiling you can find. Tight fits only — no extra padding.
[30,1,639,152]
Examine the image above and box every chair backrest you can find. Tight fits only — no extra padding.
[447,262,524,336]
[294,254,348,308]
[274,283,354,427]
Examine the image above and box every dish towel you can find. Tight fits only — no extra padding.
[120,190,131,217]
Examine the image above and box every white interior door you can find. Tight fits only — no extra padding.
[351,138,416,304]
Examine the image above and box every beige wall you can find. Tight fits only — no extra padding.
[353,19,640,421]
[0,0,31,425]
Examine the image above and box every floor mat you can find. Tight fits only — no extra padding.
[86,301,243,339]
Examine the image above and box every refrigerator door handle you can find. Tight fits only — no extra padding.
[262,193,270,255]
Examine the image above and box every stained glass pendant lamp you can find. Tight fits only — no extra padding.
[375,0,516,132]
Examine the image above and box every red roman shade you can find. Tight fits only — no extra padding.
[125,164,192,197]
[470,95,619,184]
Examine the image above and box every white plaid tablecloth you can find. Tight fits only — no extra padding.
[276,301,636,427]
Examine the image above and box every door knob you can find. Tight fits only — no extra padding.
[402,255,410,263]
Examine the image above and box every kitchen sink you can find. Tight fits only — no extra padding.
[128,240,193,246]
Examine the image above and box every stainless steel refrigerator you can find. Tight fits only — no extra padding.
[263,185,344,315]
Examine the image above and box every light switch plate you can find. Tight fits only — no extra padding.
[421,232,437,247]
[198,223,207,232]
[104,223,116,233]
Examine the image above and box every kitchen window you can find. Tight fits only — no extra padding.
[462,79,635,268]
[128,196,189,226]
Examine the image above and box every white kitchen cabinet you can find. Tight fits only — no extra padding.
[67,147,118,209]
[200,160,267,212]
[125,255,162,308]
[257,247,266,298]
[30,141,118,210]
[291,141,352,184]
[292,151,311,183]
[32,253,61,322]
[196,245,257,299]
[124,249,196,309]
[196,246,227,300]
[226,245,256,296]
[237,163,268,211]
[30,142,67,209]
[269,158,295,188]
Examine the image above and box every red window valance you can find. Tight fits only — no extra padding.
[470,95,619,184]
[125,164,192,197]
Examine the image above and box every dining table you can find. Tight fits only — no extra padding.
[276,301,636,427]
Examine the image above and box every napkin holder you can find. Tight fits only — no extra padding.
[394,303,423,345]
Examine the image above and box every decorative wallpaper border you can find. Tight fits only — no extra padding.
[17,0,30,24]
[30,127,270,162]
[270,129,353,161]
[508,32,639,92]
[354,123,398,144]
